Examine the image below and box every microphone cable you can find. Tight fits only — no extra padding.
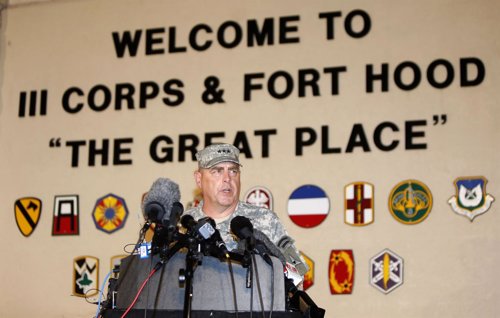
[142,253,156,318]
[119,264,160,318]
[133,222,151,254]
[249,257,253,318]
[94,269,113,318]
[268,256,274,318]
[225,254,239,318]
[251,253,266,318]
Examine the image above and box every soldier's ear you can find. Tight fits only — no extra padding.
[194,170,202,188]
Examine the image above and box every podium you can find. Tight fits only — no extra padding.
[101,252,303,317]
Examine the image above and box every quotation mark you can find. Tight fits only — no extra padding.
[432,114,447,125]
[49,138,61,148]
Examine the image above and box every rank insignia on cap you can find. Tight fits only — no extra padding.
[92,193,129,234]
[14,197,42,237]
[301,252,314,291]
[388,179,432,224]
[370,249,403,294]
[329,250,355,295]
[52,195,79,236]
[345,182,374,226]
[448,176,495,221]
[244,186,273,210]
[73,256,99,297]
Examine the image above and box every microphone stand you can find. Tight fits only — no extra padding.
[180,235,204,318]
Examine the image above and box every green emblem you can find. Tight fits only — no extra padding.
[388,179,432,224]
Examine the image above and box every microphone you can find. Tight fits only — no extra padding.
[198,217,230,259]
[230,216,284,266]
[253,229,287,265]
[277,236,309,276]
[180,214,197,234]
[230,215,256,248]
[142,178,182,226]
[180,215,229,258]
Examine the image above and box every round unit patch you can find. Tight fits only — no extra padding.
[388,179,433,224]
[244,186,273,210]
[287,184,329,228]
[92,193,129,234]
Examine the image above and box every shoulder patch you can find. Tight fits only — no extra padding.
[244,186,273,210]
[448,176,495,221]
[52,195,79,235]
[92,193,129,234]
[287,184,329,228]
[345,182,374,226]
[388,179,432,224]
[329,250,355,294]
[370,249,403,294]
[14,197,42,237]
[73,256,99,297]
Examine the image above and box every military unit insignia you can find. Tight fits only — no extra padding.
[244,186,273,210]
[370,249,403,294]
[52,195,79,235]
[388,179,433,224]
[300,252,314,291]
[92,193,129,234]
[329,250,355,295]
[448,176,495,221]
[287,185,330,228]
[345,182,374,226]
[14,197,42,237]
[12,176,495,298]
[73,256,99,297]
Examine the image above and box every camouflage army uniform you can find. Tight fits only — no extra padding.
[185,200,292,252]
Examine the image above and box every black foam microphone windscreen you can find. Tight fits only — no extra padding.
[230,215,254,240]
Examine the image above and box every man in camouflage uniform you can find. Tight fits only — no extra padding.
[184,143,307,277]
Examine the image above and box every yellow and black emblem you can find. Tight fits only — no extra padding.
[14,197,42,237]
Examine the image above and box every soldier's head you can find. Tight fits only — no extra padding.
[194,144,242,216]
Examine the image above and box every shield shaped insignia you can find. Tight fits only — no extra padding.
[448,176,495,221]
[370,249,403,294]
[388,179,432,224]
[14,197,42,237]
[73,256,99,297]
[52,195,79,235]
[345,182,374,226]
[329,250,355,294]
[92,193,129,234]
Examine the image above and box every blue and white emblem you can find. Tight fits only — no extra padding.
[448,177,495,222]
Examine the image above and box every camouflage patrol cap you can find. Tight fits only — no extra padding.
[196,143,241,169]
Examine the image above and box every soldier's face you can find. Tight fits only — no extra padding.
[195,162,241,212]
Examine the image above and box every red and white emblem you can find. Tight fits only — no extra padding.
[52,195,79,235]
[287,185,330,228]
[244,186,273,210]
[345,182,374,226]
